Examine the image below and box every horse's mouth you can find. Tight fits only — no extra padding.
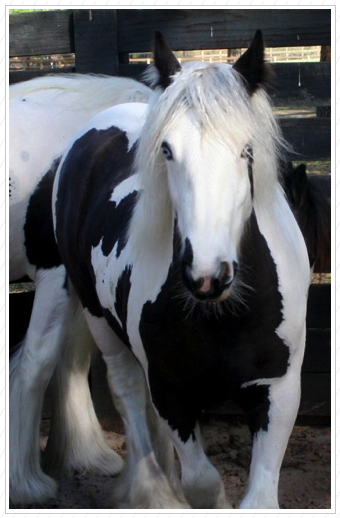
[190,285,233,303]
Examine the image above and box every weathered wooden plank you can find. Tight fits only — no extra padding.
[119,63,146,80]
[117,9,331,52]
[281,118,331,160]
[307,284,331,329]
[269,62,331,104]
[9,291,34,349]
[208,372,330,418]
[9,67,76,85]
[74,9,119,75]
[10,9,330,58]
[9,10,75,57]
[317,106,331,117]
[299,373,331,416]
[302,329,331,373]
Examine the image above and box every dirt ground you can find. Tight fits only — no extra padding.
[10,417,331,510]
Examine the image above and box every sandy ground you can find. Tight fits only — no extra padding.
[10,417,331,510]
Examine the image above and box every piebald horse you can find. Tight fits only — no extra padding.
[52,31,310,508]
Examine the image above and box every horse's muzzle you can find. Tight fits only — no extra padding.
[182,261,237,302]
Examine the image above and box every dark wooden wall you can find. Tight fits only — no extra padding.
[9,8,331,422]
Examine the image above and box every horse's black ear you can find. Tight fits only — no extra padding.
[153,31,181,89]
[233,30,272,93]
[294,164,308,190]
[290,164,308,208]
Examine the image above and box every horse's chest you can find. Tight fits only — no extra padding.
[138,281,289,401]
[141,309,287,388]
[136,219,290,406]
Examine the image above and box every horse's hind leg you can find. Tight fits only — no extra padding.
[9,267,68,505]
[43,290,123,477]
[84,312,189,509]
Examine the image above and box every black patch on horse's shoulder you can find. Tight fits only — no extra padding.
[139,212,288,441]
[24,157,62,269]
[55,125,137,340]
[101,191,138,258]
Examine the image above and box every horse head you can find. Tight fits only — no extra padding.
[145,31,272,302]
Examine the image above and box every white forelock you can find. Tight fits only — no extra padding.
[135,61,286,195]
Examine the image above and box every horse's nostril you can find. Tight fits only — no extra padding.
[218,261,231,284]
[182,260,238,301]
[217,261,236,288]
[197,276,212,293]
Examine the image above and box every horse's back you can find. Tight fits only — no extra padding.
[9,75,150,281]
[9,78,150,202]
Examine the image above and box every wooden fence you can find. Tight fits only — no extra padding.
[9,8,331,425]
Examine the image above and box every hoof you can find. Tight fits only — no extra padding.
[43,443,124,478]
[9,472,58,506]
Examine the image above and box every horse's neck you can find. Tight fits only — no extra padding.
[253,183,310,292]
[128,171,174,268]
[124,175,174,365]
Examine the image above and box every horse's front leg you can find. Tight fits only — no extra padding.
[239,363,302,509]
[169,424,233,509]
[147,376,232,509]
[84,312,189,509]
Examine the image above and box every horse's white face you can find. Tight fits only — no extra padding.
[161,111,253,302]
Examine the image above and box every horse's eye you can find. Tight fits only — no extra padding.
[161,142,173,161]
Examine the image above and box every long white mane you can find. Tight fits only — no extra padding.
[137,62,286,196]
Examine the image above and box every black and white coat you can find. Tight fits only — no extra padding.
[52,32,310,509]
[9,74,152,506]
